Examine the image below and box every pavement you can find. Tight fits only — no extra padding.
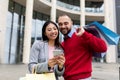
[0,62,119,80]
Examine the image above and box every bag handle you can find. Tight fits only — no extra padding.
[31,65,37,74]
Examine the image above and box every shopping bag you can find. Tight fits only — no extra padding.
[23,64,56,80]
[89,21,120,45]
[19,77,26,80]
[25,72,56,80]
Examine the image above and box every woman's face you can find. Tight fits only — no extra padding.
[45,23,58,41]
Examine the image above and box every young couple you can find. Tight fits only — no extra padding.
[28,14,107,80]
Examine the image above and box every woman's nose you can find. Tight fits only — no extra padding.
[51,29,56,33]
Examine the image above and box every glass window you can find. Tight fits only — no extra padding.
[31,12,50,44]
[14,3,21,14]
[8,0,14,12]
[6,0,25,63]
[5,11,12,63]
[36,12,43,20]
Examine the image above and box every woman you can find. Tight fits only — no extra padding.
[28,21,65,80]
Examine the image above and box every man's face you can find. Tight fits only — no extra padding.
[58,15,73,35]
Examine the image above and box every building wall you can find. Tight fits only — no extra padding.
[0,0,118,64]
[0,0,9,63]
[116,0,120,57]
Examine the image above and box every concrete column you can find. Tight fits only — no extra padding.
[80,0,85,26]
[23,0,34,63]
[50,0,56,22]
[0,0,9,63]
[104,0,117,63]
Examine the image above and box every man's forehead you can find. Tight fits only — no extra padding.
[58,16,71,22]
[59,15,70,19]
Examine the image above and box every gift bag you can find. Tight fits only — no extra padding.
[25,72,56,80]
[19,77,26,80]
[89,21,120,45]
[20,64,56,80]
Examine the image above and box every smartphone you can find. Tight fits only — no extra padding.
[53,50,62,57]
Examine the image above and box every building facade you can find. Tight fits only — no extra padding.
[0,0,118,64]
[116,0,120,58]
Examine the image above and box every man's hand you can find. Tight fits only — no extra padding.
[75,26,85,36]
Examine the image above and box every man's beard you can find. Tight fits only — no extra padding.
[63,29,71,36]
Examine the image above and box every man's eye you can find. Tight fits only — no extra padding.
[58,23,62,26]
[64,22,68,25]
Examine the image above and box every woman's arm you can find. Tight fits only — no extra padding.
[28,41,50,73]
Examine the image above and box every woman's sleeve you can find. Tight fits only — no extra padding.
[54,65,65,76]
[28,41,50,73]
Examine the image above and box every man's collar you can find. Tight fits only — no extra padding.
[67,27,76,37]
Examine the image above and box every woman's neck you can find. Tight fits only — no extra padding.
[48,40,55,47]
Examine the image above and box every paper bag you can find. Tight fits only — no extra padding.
[25,73,56,80]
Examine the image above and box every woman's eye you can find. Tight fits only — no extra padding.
[53,27,57,30]
[54,28,57,30]
[47,29,51,31]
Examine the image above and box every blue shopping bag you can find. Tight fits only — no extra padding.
[88,21,120,45]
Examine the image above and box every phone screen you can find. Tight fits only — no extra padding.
[53,50,62,56]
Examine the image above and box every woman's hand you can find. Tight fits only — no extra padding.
[48,58,57,69]
[55,54,65,70]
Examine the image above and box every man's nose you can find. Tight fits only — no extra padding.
[60,24,66,28]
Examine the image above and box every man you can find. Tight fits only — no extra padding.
[58,14,107,80]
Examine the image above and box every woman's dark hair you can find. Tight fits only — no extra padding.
[42,21,60,47]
